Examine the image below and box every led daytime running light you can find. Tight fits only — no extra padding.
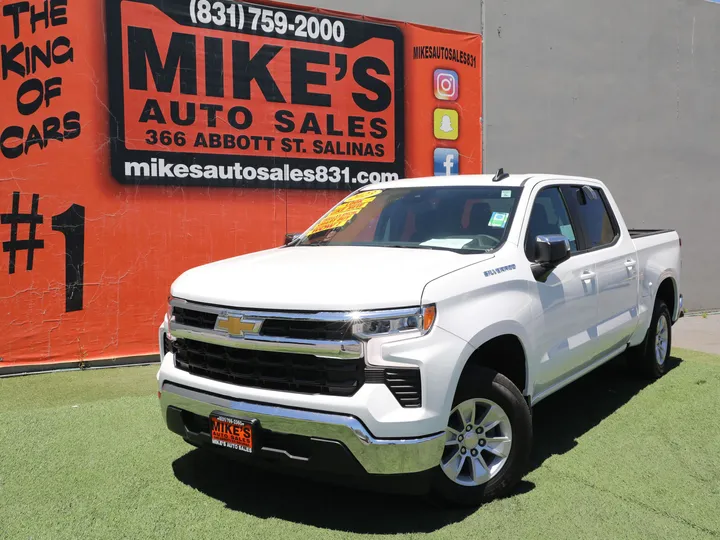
[352,305,436,339]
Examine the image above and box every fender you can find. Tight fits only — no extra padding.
[632,270,679,347]
[439,320,532,424]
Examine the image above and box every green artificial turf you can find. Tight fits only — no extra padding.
[1,349,719,539]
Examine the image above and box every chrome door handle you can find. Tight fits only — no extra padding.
[625,259,636,273]
[581,270,596,282]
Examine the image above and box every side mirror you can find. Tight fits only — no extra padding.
[535,234,571,267]
[284,233,301,246]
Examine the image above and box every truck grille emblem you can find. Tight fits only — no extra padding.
[215,313,263,338]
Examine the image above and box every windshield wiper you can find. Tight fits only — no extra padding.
[305,239,335,246]
[298,243,487,253]
[383,244,485,254]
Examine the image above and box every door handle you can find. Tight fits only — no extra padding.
[625,259,636,273]
[581,270,596,282]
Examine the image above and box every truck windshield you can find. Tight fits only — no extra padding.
[296,186,523,253]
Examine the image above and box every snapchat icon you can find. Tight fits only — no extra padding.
[434,108,459,140]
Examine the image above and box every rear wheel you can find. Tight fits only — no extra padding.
[430,366,532,507]
[628,299,672,379]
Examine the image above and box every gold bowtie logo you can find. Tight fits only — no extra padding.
[215,314,262,337]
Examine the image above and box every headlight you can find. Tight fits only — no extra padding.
[351,305,436,340]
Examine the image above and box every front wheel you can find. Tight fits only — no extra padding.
[430,366,532,507]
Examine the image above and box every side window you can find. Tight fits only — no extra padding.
[525,187,578,260]
[562,186,618,249]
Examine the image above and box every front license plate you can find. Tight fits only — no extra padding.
[210,413,253,453]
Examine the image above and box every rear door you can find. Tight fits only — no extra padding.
[525,186,600,397]
[562,186,639,357]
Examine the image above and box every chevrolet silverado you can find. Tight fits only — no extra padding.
[158,172,682,506]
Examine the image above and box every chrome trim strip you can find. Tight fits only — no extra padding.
[161,382,444,474]
[261,447,309,462]
[169,324,363,359]
[170,297,421,322]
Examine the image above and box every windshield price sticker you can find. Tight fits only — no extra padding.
[308,192,379,235]
[344,190,382,202]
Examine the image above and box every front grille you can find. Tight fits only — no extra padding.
[260,319,352,341]
[174,307,217,330]
[172,307,351,341]
[366,367,422,408]
[173,339,364,397]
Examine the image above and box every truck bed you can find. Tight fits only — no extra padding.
[628,228,675,239]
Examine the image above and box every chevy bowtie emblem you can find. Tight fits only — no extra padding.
[215,313,263,337]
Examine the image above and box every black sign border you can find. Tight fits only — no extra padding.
[106,0,405,190]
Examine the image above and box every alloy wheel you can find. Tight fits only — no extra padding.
[655,314,669,365]
[440,398,513,487]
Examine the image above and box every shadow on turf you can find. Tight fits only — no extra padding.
[527,353,682,472]
[171,353,682,533]
[172,449,477,533]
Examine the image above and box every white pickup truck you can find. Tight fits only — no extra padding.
[158,172,682,506]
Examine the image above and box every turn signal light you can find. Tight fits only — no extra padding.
[423,305,437,333]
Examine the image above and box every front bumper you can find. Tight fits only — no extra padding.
[160,382,445,475]
[159,317,473,438]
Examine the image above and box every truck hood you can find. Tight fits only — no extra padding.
[171,246,493,311]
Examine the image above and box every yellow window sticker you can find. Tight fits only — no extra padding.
[344,190,382,202]
[307,191,380,236]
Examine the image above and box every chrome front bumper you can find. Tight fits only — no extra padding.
[160,382,444,475]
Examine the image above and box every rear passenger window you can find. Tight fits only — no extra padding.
[525,187,578,260]
[563,187,618,249]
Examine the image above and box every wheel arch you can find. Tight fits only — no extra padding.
[455,321,531,401]
[656,275,678,321]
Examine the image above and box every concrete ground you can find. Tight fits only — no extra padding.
[673,313,720,355]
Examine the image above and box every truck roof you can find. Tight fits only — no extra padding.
[364,174,602,190]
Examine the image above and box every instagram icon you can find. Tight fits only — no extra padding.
[434,69,459,101]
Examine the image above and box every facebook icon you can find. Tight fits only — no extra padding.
[433,148,459,176]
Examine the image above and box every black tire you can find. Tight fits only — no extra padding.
[627,299,672,379]
[429,366,532,507]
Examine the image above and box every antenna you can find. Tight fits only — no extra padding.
[492,168,510,182]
